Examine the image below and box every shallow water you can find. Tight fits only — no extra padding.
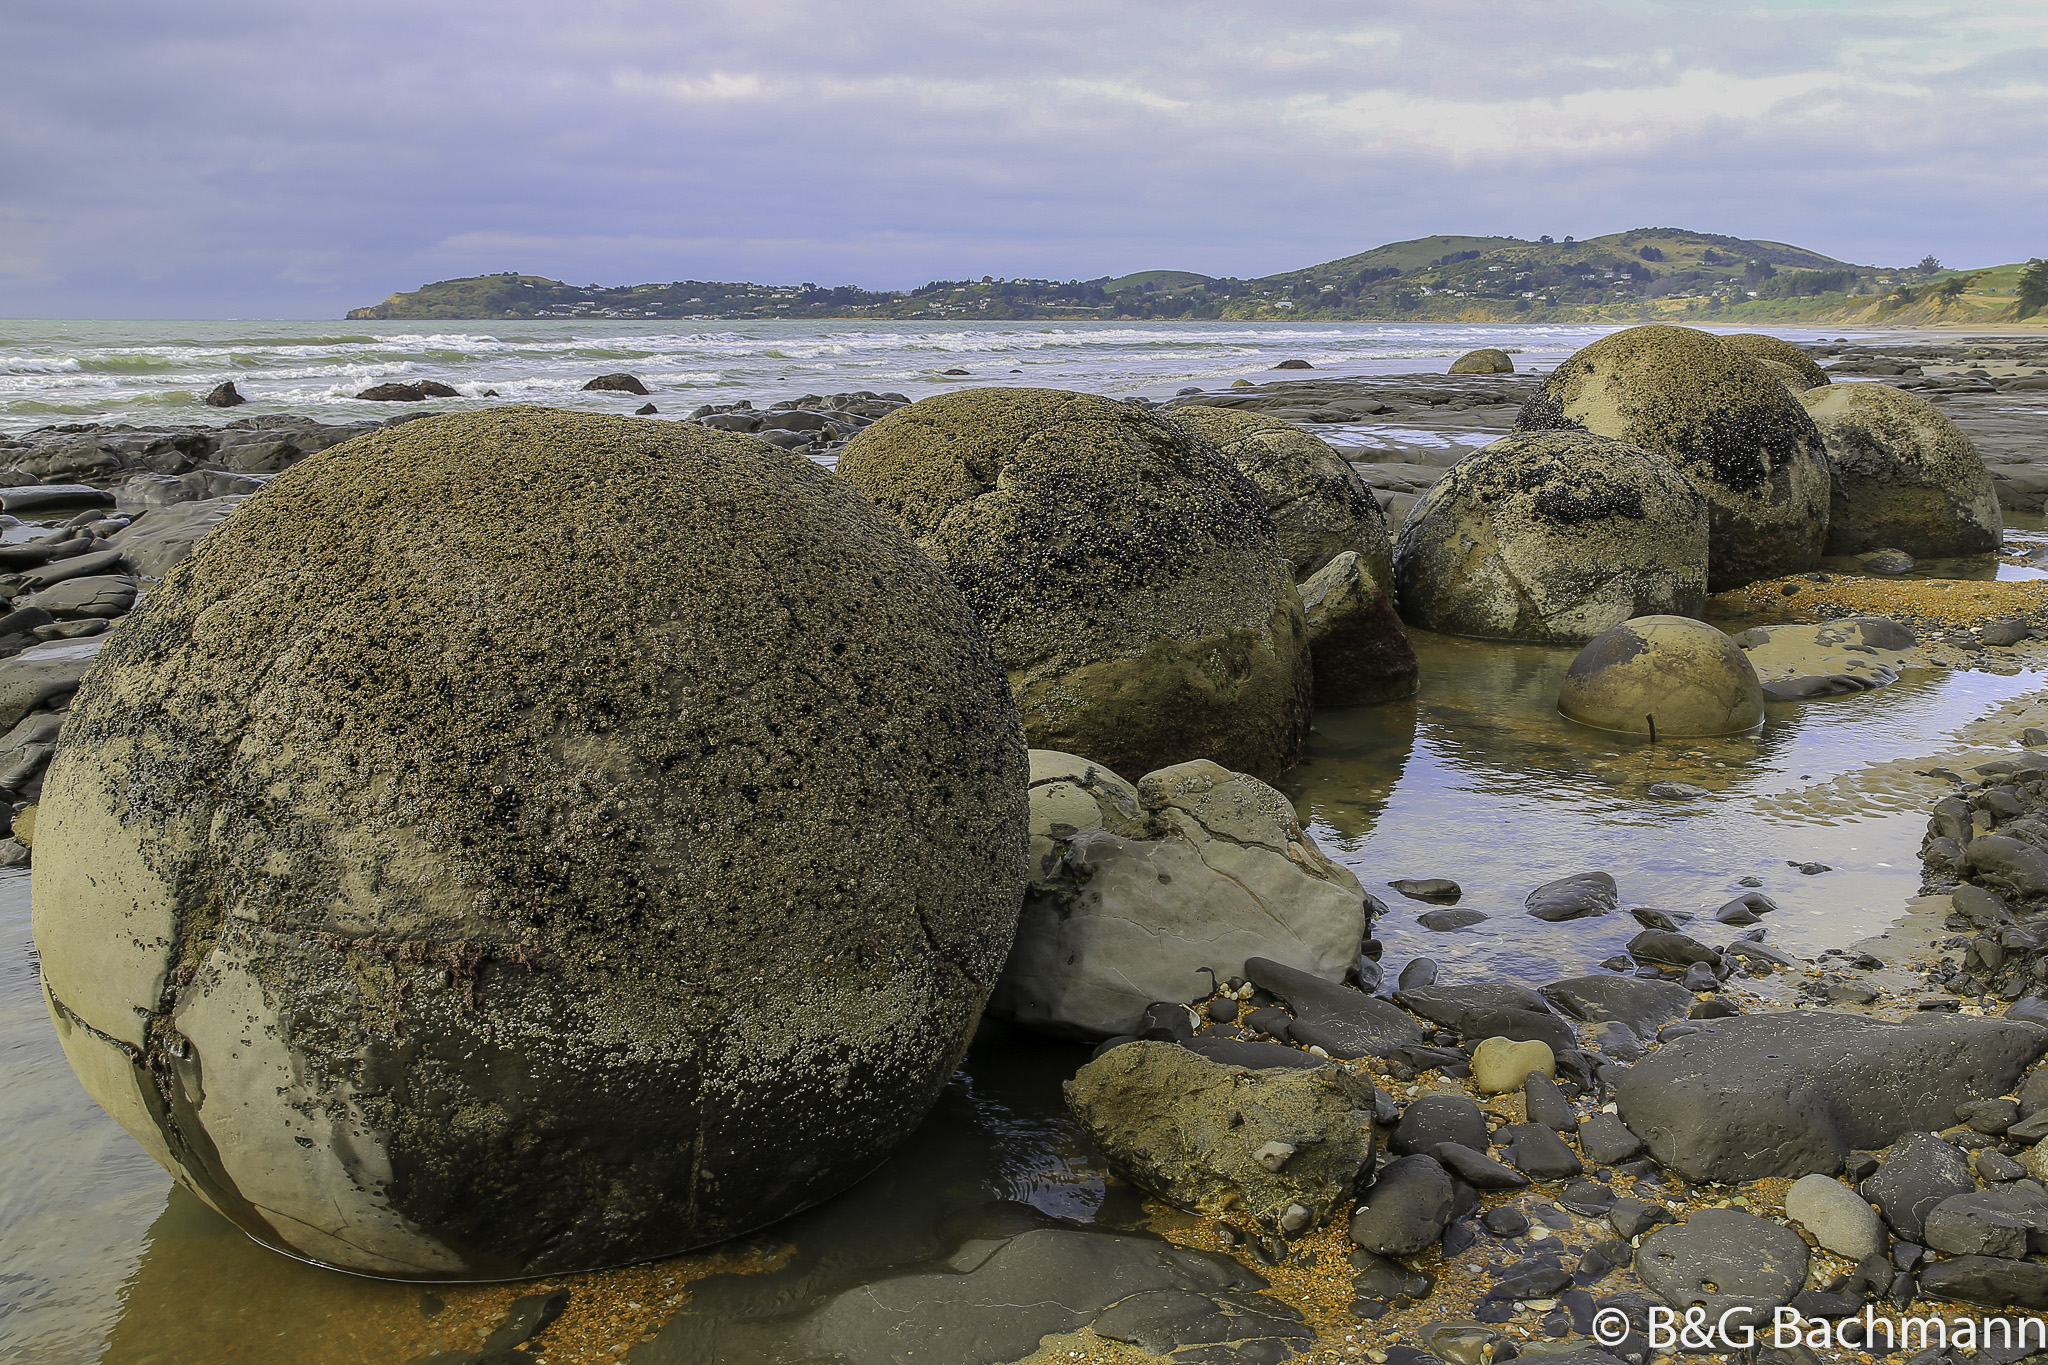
[1,626,2035,1361]
[0,318,1878,436]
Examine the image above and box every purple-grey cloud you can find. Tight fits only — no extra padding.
[0,0,2042,316]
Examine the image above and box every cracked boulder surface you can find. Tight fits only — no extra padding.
[31,407,1029,1279]
[1157,404,1396,594]
[988,753,1369,1039]
[836,387,1311,782]
[1515,324,1831,591]
[1065,1041,1378,1236]
[1799,380,2003,558]
[1296,550,1418,706]
[1390,429,1708,644]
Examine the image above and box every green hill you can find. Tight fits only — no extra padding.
[346,235,2042,325]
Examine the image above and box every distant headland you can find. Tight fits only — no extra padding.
[347,227,2046,326]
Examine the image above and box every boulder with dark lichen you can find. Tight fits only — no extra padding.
[1515,325,1831,591]
[1722,334,1831,390]
[1392,430,1709,644]
[32,408,1029,1279]
[837,388,1311,780]
[1799,381,2002,558]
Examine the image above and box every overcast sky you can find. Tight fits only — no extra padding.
[2,0,2043,318]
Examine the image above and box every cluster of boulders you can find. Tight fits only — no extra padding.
[1922,750,2048,1002]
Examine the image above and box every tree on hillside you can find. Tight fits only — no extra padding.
[1917,254,1942,274]
[2020,258,2048,317]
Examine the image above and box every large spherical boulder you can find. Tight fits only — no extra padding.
[1392,431,1709,644]
[1161,404,1394,589]
[838,388,1310,780]
[1558,615,1764,738]
[1516,325,1831,591]
[31,409,1028,1280]
[1722,334,1831,390]
[1449,348,1515,375]
[1798,382,2002,557]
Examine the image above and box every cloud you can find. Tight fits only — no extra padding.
[0,0,2041,315]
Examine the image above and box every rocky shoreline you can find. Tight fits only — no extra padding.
[11,328,2048,1365]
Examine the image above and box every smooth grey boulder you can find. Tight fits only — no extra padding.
[1917,1255,2048,1311]
[1967,834,2048,900]
[0,636,106,731]
[1800,381,2001,558]
[991,754,1369,1040]
[1245,956,1423,1060]
[1923,1188,2048,1259]
[0,484,115,513]
[1635,1209,1810,1330]
[1862,1132,1975,1241]
[1782,1174,1885,1261]
[1295,550,1419,706]
[1506,1123,1583,1181]
[1614,1012,2046,1182]
[1540,974,1696,1040]
[17,549,128,590]
[1625,930,1724,971]
[1434,1141,1528,1191]
[1348,1154,1454,1257]
[1525,872,1619,922]
[110,496,248,580]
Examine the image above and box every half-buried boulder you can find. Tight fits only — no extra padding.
[1516,325,1831,590]
[1721,334,1831,390]
[31,408,1030,1279]
[1798,381,2002,558]
[1449,348,1514,375]
[1558,615,1764,738]
[1392,431,1708,644]
[990,752,1369,1040]
[838,389,1311,780]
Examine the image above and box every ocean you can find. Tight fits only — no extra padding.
[0,317,1877,436]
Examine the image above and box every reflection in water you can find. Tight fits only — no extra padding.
[5,615,2045,1362]
[1281,628,2044,984]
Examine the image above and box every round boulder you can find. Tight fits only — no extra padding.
[1161,404,1394,589]
[1516,325,1831,591]
[31,409,1029,1279]
[1799,382,2002,557]
[1449,348,1514,375]
[1754,357,1817,393]
[837,388,1311,780]
[1558,615,1764,738]
[1392,430,1709,643]
[1721,334,1831,390]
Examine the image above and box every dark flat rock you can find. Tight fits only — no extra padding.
[1865,1132,1982,1241]
[1917,1255,2048,1310]
[1636,1209,1810,1330]
[1396,983,1577,1051]
[1540,975,1696,1040]
[1614,1011,2046,1182]
[1349,1154,1453,1257]
[0,484,115,513]
[1389,878,1461,904]
[1179,1037,1321,1071]
[1392,1095,1488,1156]
[1247,957,1423,1060]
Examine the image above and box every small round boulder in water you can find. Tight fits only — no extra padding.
[1559,615,1764,738]
[1393,430,1708,644]
[1799,382,2002,558]
[32,409,1028,1279]
[1516,325,1830,591]
[1449,348,1514,375]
